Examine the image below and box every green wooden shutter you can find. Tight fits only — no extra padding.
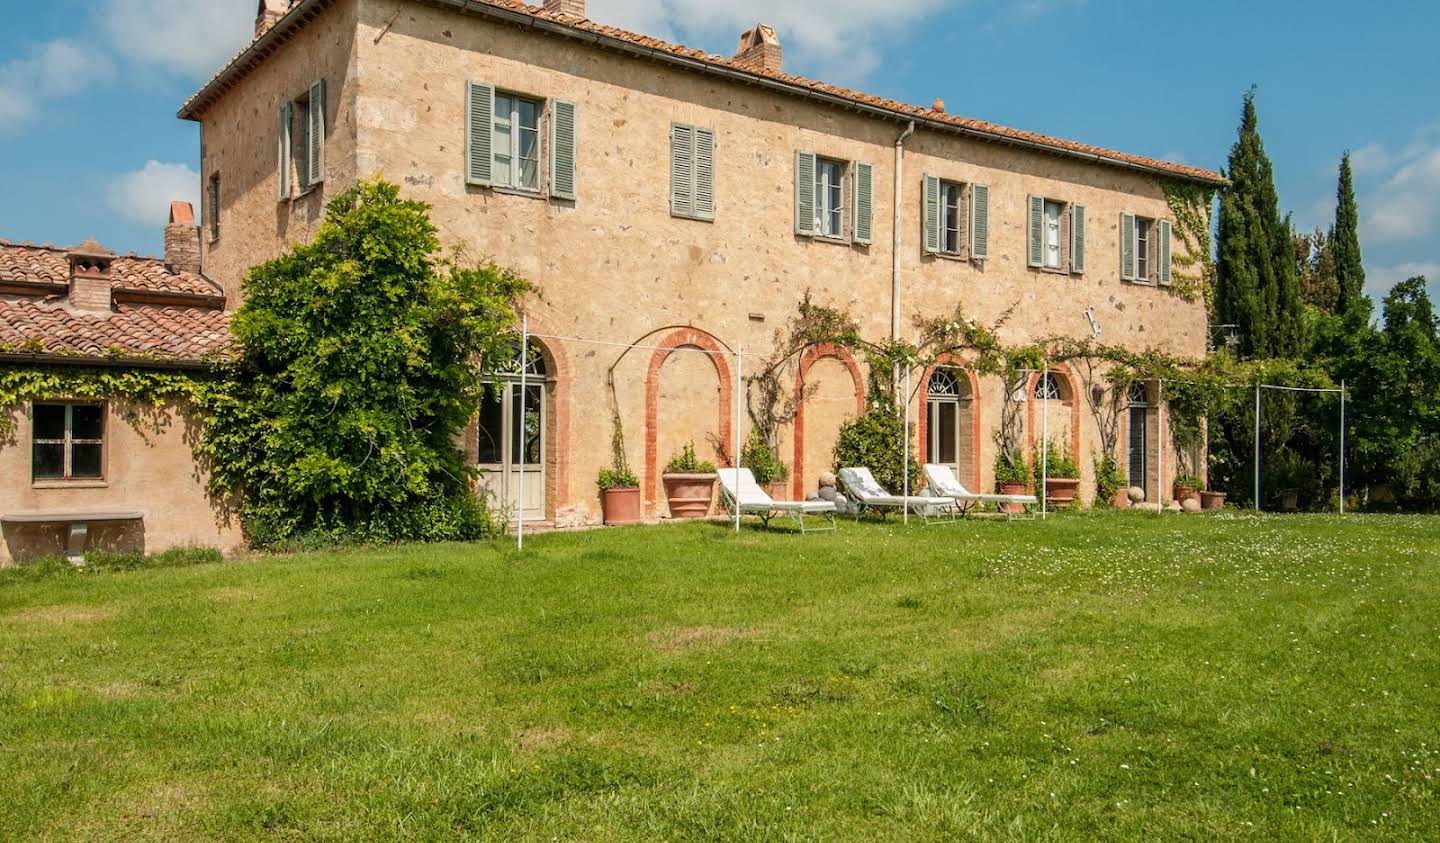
[306,79,325,189]
[1070,203,1086,274]
[795,150,816,236]
[853,161,874,245]
[1158,219,1173,285]
[277,102,292,201]
[1120,212,1136,281]
[670,123,694,218]
[1027,195,1045,268]
[465,82,495,187]
[970,183,990,260]
[922,174,940,254]
[549,99,577,201]
[694,127,715,220]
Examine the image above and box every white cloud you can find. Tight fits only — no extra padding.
[1362,145,1440,243]
[103,0,254,78]
[1348,142,1392,177]
[0,39,114,133]
[587,0,960,83]
[106,161,201,228]
[1366,261,1440,302]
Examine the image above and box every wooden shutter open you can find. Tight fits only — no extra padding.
[277,102,292,201]
[795,150,816,236]
[1158,219,1173,285]
[465,82,495,187]
[970,183,990,260]
[694,127,715,220]
[1120,212,1137,281]
[1070,203,1086,274]
[306,79,325,189]
[853,161,874,245]
[1027,195,1045,268]
[671,124,694,217]
[922,174,940,254]
[549,99,577,200]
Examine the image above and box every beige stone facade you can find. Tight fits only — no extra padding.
[186,0,1218,526]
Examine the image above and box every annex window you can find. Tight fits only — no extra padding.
[207,173,220,240]
[465,82,577,200]
[1121,213,1171,285]
[795,151,873,244]
[1027,196,1086,274]
[276,79,326,201]
[32,403,104,482]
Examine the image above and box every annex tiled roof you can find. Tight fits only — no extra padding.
[0,241,221,298]
[0,298,231,364]
[180,0,1224,185]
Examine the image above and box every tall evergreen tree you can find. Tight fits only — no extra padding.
[1331,153,1369,321]
[1215,90,1304,358]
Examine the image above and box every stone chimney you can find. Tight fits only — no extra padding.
[733,24,782,73]
[66,238,115,313]
[256,0,288,38]
[164,201,202,275]
[542,0,585,18]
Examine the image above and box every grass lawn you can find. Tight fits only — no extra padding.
[2,513,1437,840]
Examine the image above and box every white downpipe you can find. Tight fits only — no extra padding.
[518,313,528,552]
[735,347,743,535]
[1339,380,1347,514]
[902,364,911,525]
[1041,366,1048,519]
[892,121,916,341]
[1157,379,1165,515]
[1254,383,1262,512]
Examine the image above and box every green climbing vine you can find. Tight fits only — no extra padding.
[0,364,214,438]
[1160,178,1218,307]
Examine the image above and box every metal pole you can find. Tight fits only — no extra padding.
[1041,366,1048,519]
[735,347,743,535]
[902,364,911,526]
[1158,379,1165,514]
[1339,380,1346,515]
[518,314,528,552]
[1254,383,1261,512]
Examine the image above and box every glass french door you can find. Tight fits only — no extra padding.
[926,368,965,482]
[1127,405,1148,488]
[477,381,546,521]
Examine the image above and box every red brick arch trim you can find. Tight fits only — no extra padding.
[1025,364,1083,473]
[644,327,735,515]
[791,343,865,500]
[915,355,982,490]
[521,322,572,513]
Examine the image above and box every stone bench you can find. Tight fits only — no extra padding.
[0,510,145,564]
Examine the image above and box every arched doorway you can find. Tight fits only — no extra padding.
[477,341,548,521]
[925,367,976,488]
[1125,382,1151,491]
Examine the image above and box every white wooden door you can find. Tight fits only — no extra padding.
[476,382,546,521]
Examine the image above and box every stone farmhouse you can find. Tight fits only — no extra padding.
[0,0,1223,560]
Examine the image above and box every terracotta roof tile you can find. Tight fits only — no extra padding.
[180,0,1224,185]
[0,241,221,298]
[0,299,231,363]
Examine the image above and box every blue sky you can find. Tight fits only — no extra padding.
[2,0,1436,304]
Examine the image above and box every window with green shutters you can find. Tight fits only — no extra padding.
[464,82,578,200]
[465,81,495,187]
[305,79,325,190]
[794,150,817,236]
[276,80,326,201]
[795,151,870,244]
[1029,195,1078,272]
[1120,212,1167,284]
[671,123,715,221]
[922,175,967,257]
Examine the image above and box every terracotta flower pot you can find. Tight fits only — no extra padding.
[1200,490,1226,511]
[601,486,641,526]
[767,482,788,501]
[1111,490,1131,509]
[1044,477,1080,508]
[999,480,1029,514]
[662,473,717,518]
[1173,484,1200,503]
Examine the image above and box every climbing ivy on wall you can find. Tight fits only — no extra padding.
[0,363,213,438]
[1160,178,1218,308]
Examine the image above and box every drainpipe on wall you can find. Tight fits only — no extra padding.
[892,121,916,341]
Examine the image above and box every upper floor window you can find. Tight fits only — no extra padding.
[277,79,326,201]
[464,82,577,201]
[1121,213,1172,285]
[1136,216,1152,280]
[207,173,220,240]
[1027,195,1086,274]
[795,150,873,245]
[923,177,989,260]
[670,123,716,221]
[32,403,104,482]
[940,181,964,255]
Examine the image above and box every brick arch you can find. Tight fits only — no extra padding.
[521,321,572,514]
[915,354,982,490]
[1025,363,1083,470]
[644,327,734,514]
[791,343,865,500]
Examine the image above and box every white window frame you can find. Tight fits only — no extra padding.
[1135,216,1154,282]
[940,180,964,255]
[815,157,846,239]
[492,91,543,193]
[1043,199,1064,269]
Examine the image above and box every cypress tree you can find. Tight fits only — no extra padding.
[1215,90,1304,358]
[1331,153,1369,321]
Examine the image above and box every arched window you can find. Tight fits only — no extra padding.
[928,367,962,399]
[1034,372,1066,401]
[493,340,547,380]
[1126,382,1149,407]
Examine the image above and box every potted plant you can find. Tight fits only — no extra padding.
[598,467,641,526]
[1035,439,1080,508]
[1094,452,1127,509]
[1172,474,1203,504]
[662,441,718,518]
[741,430,790,500]
[994,451,1031,514]
[1200,487,1226,510]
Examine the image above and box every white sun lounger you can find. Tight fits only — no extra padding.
[923,463,1038,520]
[837,467,956,525]
[717,468,837,532]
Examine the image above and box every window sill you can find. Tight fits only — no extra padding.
[32,479,109,490]
[931,251,970,263]
[811,234,852,246]
[1035,265,1071,276]
[671,212,715,223]
[491,185,546,200]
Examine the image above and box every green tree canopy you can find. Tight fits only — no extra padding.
[1331,152,1370,322]
[202,178,530,545]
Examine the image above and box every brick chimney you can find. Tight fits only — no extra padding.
[256,0,288,38]
[733,24,782,73]
[542,0,585,17]
[66,238,115,313]
[164,201,202,275]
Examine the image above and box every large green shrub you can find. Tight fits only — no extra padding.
[1093,452,1124,506]
[201,178,529,546]
[741,430,790,485]
[833,408,918,494]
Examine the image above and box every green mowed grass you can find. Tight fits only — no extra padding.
[1,513,1437,840]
